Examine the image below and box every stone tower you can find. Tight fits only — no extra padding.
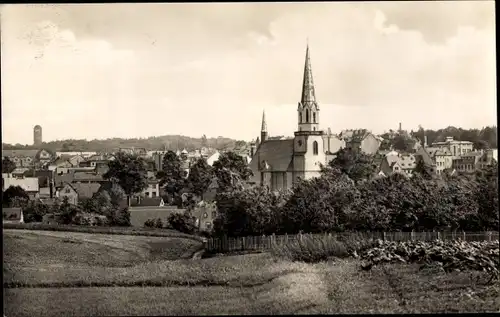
[33,125,42,147]
[293,44,325,182]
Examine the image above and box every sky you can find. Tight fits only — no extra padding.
[1,2,496,144]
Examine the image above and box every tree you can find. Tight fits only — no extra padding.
[392,135,416,152]
[156,151,185,203]
[474,140,490,150]
[186,158,213,199]
[103,152,148,206]
[168,211,198,234]
[2,186,29,207]
[2,157,16,174]
[327,148,376,183]
[201,134,208,148]
[212,151,253,191]
[414,159,434,180]
[58,196,80,225]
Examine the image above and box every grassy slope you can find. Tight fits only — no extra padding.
[4,230,499,316]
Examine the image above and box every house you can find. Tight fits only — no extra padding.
[206,151,221,166]
[72,172,106,183]
[415,146,438,175]
[55,151,97,159]
[3,207,24,224]
[378,153,417,178]
[2,149,49,168]
[2,174,39,199]
[141,177,161,198]
[431,136,474,158]
[11,167,32,177]
[322,128,345,155]
[191,200,218,232]
[57,182,101,205]
[339,129,381,155]
[452,150,492,174]
[423,147,453,175]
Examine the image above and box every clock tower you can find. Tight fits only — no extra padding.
[293,44,325,182]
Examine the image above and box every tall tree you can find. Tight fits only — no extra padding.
[2,157,17,174]
[213,152,252,180]
[103,152,148,206]
[186,157,213,199]
[328,148,376,183]
[201,134,208,148]
[156,151,185,202]
[2,186,29,207]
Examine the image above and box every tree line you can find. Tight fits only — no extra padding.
[213,150,499,237]
[2,134,247,153]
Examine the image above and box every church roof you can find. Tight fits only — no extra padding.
[250,139,294,172]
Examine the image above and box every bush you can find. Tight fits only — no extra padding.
[168,212,197,234]
[107,207,131,227]
[144,218,164,229]
[271,234,351,263]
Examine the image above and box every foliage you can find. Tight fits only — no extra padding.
[2,157,17,173]
[108,207,131,227]
[212,151,253,192]
[281,170,356,234]
[359,240,499,283]
[2,186,29,207]
[392,134,417,152]
[22,201,50,223]
[144,218,164,229]
[57,197,82,225]
[186,157,213,199]
[2,135,240,152]
[168,212,198,235]
[414,158,434,180]
[214,186,291,237]
[157,151,185,201]
[103,152,148,204]
[327,148,377,183]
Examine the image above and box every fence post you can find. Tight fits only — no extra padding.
[262,234,266,251]
[241,236,245,251]
[411,230,414,241]
[462,231,466,241]
[488,231,492,242]
[285,233,288,243]
[383,232,387,241]
[272,233,276,247]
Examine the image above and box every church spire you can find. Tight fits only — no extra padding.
[260,110,268,142]
[261,110,267,132]
[301,43,316,105]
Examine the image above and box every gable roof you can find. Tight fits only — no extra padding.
[250,139,294,172]
[69,182,102,199]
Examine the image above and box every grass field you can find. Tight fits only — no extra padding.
[4,229,499,316]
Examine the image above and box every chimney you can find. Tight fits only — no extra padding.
[424,135,428,147]
[399,122,402,132]
[250,142,256,157]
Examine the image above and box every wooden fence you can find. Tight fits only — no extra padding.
[205,231,500,254]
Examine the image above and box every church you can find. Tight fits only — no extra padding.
[248,45,344,191]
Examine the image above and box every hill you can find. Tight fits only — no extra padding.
[2,134,249,153]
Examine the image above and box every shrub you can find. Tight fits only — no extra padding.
[271,234,350,263]
[168,212,197,234]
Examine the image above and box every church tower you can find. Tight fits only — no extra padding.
[293,44,325,182]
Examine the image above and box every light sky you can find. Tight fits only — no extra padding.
[1,2,496,144]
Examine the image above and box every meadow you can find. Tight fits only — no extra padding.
[3,229,499,316]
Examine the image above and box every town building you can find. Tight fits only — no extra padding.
[431,136,474,158]
[339,129,381,155]
[249,45,334,190]
[423,147,453,175]
[2,173,40,199]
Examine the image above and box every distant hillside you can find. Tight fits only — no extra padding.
[2,135,249,153]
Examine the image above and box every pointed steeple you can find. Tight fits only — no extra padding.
[261,110,267,132]
[301,44,316,105]
[260,110,268,142]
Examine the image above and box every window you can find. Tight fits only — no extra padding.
[313,127,316,131]
[203,212,208,219]
[313,141,319,155]
[306,109,309,123]
[205,222,212,229]
[395,167,399,171]
[65,188,71,193]
[145,192,150,197]
[313,112,316,123]
[211,211,217,218]
[152,192,157,198]
[299,112,302,123]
